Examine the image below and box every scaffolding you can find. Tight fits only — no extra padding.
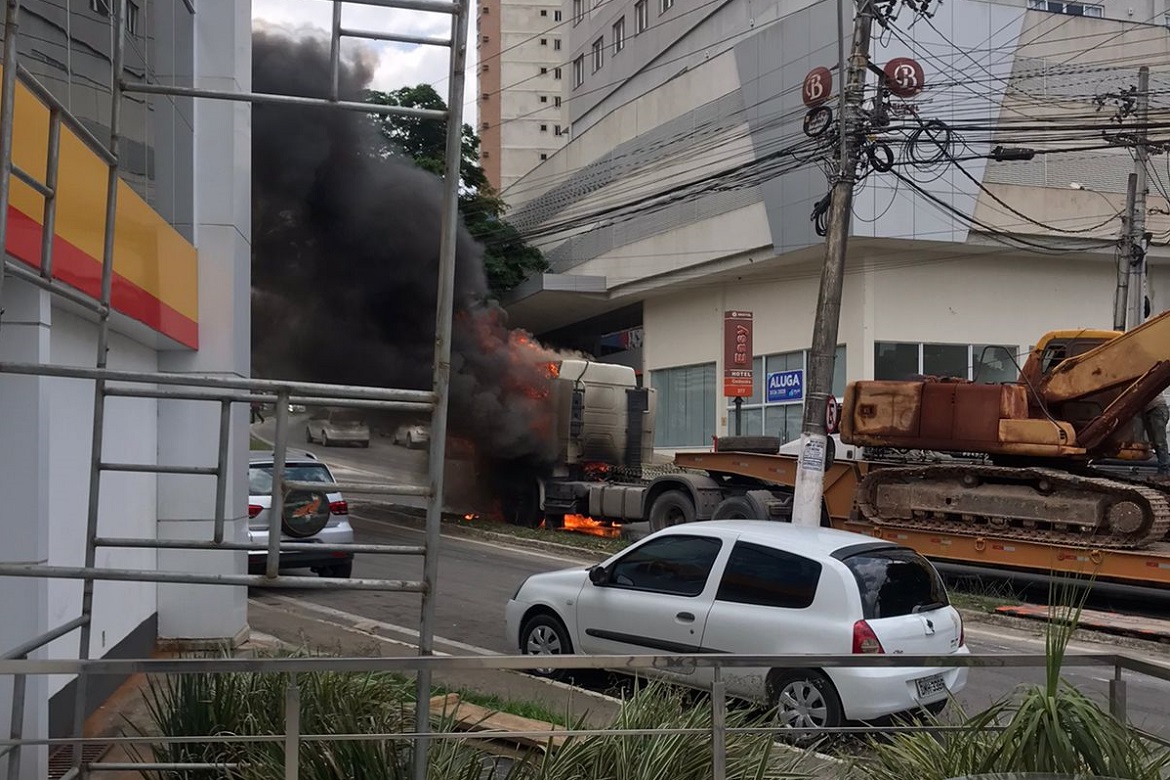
[0,0,470,778]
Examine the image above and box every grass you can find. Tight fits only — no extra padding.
[250,434,270,450]
[130,651,812,780]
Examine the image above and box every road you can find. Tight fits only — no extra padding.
[250,510,1170,738]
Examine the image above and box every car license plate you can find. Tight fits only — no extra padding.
[915,673,947,699]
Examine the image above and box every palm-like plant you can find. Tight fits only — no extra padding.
[864,576,1170,780]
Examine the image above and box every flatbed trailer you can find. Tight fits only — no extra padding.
[673,450,1170,591]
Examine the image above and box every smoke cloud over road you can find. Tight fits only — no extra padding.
[251,29,567,465]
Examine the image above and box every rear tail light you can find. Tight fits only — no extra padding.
[330,500,349,516]
[248,504,262,519]
[852,619,885,654]
[959,615,965,647]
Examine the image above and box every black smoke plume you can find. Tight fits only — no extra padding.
[252,29,566,466]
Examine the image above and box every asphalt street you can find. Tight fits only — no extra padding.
[249,511,1170,737]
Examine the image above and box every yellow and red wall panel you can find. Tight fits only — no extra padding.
[6,70,199,348]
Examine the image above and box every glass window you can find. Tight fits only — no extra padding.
[612,17,626,54]
[842,548,949,620]
[573,55,585,87]
[573,0,583,23]
[764,404,803,443]
[972,345,1019,384]
[651,363,716,447]
[248,463,333,496]
[555,9,562,19]
[716,542,822,608]
[635,0,649,31]
[728,407,762,436]
[923,343,969,379]
[607,535,723,596]
[874,342,919,380]
[554,39,562,50]
[592,37,604,71]
[660,0,674,13]
[832,344,847,397]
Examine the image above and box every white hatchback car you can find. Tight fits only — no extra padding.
[504,520,968,728]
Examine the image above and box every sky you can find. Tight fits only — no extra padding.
[252,0,480,123]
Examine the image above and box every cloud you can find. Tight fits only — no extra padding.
[252,0,479,123]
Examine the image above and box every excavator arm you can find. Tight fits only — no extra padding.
[1040,309,1170,403]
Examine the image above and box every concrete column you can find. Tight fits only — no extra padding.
[154,0,251,643]
[0,278,52,780]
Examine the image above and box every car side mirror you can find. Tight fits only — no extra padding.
[588,565,608,586]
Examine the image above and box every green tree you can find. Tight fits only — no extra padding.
[368,85,547,299]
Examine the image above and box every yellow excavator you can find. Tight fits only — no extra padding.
[840,310,1170,549]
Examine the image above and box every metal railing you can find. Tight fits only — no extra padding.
[0,0,471,779]
[1,650,1168,779]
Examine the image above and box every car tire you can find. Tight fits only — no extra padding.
[322,433,330,447]
[318,560,353,579]
[519,612,573,678]
[648,489,696,531]
[407,433,414,448]
[767,669,844,732]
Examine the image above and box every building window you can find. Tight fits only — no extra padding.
[573,0,583,24]
[540,95,548,103]
[635,0,649,31]
[660,0,673,13]
[540,153,548,160]
[591,36,604,71]
[725,347,847,442]
[1028,0,1103,15]
[125,0,139,33]
[540,124,548,131]
[90,0,108,14]
[481,121,490,129]
[554,124,562,135]
[482,35,490,42]
[554,67,562,79]
[573,55,584,87]
[481,63,489,71]
[540,66,548,74]
[483,5,489,11]
[612,17,626,53]
[652,363,717,448]
[540,7,547,14]
[873,342,1020,383]
[554,96,562,107]
[541,38,548,45]
[483,151,490,158]
[482,92,490,100]
[554,39,562,50]
[555,10,562,19]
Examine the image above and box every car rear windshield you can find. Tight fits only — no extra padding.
[249,463,333,495]
[842,547,949,619]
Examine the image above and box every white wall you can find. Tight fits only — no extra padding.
[45,307,158,697]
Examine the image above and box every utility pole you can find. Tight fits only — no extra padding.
[791,0,874,527]
[1124,65,1150,331]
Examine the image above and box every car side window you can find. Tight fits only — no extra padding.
[606,535,722,597]
[715,541,822,609]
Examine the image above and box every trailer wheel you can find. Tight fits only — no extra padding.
[648,490,696,531]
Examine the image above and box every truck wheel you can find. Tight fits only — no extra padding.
[545,513,565,529]
[649,490,696,531]
[711,495,756,520]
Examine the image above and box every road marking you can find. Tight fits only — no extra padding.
[353,513,601,566]
[256,594,503,656]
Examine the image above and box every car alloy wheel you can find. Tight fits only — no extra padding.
[520,614,571,677]
[768,671,843,731]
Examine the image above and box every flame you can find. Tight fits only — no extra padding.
[583,461,611,480]
[562,514,621,538]
[463,513,478,521]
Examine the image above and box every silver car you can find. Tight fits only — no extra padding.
[393,423,430,449]
[247,450,354,578]
[306,408,370,448]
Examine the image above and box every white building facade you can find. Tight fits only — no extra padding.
[503,0,1170,453]
[0,2,251,774]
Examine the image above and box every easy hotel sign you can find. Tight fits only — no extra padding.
[723,310,754,397]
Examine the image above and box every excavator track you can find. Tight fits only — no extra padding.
[855,464,1170,550]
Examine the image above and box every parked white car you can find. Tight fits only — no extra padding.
[504,520,968,728]
[393,423,430,449]
[306,408,370,448]
[248,450,354,578]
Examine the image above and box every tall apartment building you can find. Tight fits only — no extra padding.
[477,0,570,194]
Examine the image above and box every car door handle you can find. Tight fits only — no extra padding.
[676,612,695,623]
